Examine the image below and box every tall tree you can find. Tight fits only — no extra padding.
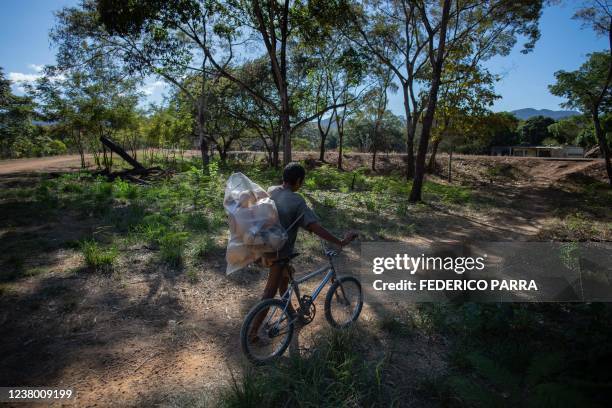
[348,0,542,199]
[0,68,38,158]
[427,60,499,172]
[52,0,238,169]
[201,0,352,165]
[368,63,397,170]
[348,0,428,179]
[33,62,141,170]
[550,52,612,184]
[518,115,556,145]
[307,37,367,163]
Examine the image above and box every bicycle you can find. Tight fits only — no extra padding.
[240,241,363,363]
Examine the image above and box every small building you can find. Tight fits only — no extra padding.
[491,145,584,158]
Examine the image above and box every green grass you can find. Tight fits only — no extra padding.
[113,178,139,200]
[81,240,118,272]
[181,212,211,232]
[422,181,471,204]
[189,235,217,259]
[414,302,612,408]
[378,315,413,338]
[159,231,189,266]
[218,329,390,407]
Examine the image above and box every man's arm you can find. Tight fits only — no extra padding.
[306,223,358,247]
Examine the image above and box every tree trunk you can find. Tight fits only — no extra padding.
[410,80,443,201]
[403,85,415,179]
[336,111,345,170]
[593,112,612,185]
[281,89,292,166]
[75,128,85,169]
[409,0,451,202]
[272,143,280,168]
[448,147,453,182]
[217,145,227,163]
[196,98,209,171]
[319,132,326,162]
[427,138,441,173]
[372,149,377,171]
[197,56,209,172]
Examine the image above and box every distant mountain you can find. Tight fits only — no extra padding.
[510,108,580,121]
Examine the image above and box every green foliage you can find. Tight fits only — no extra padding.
[219,329,389,407]
[182,212,211,232]
[9,135,67,158]
[159,231,188,266]
[418,302,612,408]
[80,240,118,272]
[550,52,611,115]
[0,68,40,158]
[188,236,216,259]
[447,351,591,408]
[113,179,139,200]
[345,110,405,154]
[518,115,556,145]
[304,165,359,191]
[136,213,172,245]
[423,182,471,204]
[547,116,585,145]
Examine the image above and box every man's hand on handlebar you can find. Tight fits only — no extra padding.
[341,231,359,247]
[307,223,358,248]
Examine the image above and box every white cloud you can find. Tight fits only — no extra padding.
[8,71,43,93]
[28,64,45,73]
[141,80,167,96]
[8,72,42,83]
[8,65,64,94]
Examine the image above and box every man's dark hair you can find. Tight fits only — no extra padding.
[283,162,306,185]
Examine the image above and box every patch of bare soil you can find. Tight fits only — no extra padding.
[0,155,96,175]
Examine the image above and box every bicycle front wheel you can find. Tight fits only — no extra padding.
[240,298,294,364]
[324,276,363,328]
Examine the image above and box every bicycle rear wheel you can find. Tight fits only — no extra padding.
[324,276,363,328]
[240,298,294,363]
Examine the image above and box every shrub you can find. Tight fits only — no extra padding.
[81,240,118,273]
[113,179,139,200]
[182,212,210,232]
[189,236,216,259]
[423,182,471,204]
[159,232,189,266]
[136,213,172,244]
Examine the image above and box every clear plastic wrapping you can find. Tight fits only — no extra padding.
[224,172,287,274]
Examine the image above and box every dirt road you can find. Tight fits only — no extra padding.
[0,151,603,177]
[0,154,95,174]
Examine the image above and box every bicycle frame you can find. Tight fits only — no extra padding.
[278,249,339,321]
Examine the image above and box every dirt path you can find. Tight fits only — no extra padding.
[0,154,98,174]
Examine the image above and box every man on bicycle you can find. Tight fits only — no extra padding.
[250,162,357,341]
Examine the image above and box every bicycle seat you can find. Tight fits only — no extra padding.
[325,249,338,257]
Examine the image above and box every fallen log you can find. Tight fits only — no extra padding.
[97,136,166,182]
[100,136,144,170]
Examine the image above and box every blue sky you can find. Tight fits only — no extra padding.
[0,0,607,114]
